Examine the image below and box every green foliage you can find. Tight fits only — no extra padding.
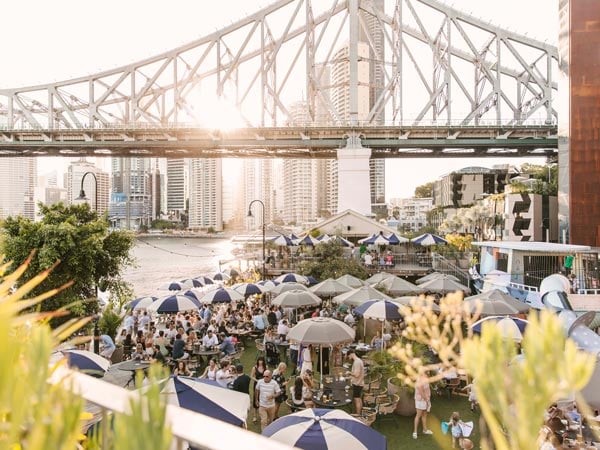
[0,203,135,323]
[150,219,177,230]
[297,241,367,280]
[445,233,474,252]
[414,181,434,198]
[98,306,124,341]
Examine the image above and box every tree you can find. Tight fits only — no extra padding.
[414,182,434,198]
[298,241,367,280]
[0,203,135,321]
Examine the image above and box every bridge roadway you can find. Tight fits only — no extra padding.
[0,123,557,159]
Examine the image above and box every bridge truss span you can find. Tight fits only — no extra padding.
[0,0,558,150]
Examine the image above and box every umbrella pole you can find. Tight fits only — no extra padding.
[381,320,385,350]
[320,344,324,389]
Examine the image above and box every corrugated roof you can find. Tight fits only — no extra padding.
[473,241,592,253]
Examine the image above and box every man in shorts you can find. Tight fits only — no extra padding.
[346,349,364,416]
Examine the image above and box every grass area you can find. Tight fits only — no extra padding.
[237,338,480,449]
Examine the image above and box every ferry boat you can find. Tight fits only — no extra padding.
[471,241,600,310]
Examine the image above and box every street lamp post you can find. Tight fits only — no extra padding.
[76,171,98,211]
[247,200,266,280]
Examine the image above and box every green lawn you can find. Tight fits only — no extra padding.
[238,339,480,449]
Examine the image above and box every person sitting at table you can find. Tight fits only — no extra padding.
[290,376,308,411]
[219,333,236,356]
[173,360,192,377]
[200,358,218,381]
[202,329,219,349]
[263,327,276,344]
[216,360,235,388]
[370,331,384,351]
[150,344,167,366]
[172,334,188,360]
[131,343,147,361]
[300,369,315,408]
[99,334,116,359]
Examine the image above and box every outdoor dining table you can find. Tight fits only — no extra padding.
[276,340,290,363]
[118,360,151,388]
[193,347,220,371]
[311,379,352,409]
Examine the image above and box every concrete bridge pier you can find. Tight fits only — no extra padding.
[337,134,372,216]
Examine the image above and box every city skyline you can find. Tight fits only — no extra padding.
[1,0,556,199]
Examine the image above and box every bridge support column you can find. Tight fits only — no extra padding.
[337,134,372,216]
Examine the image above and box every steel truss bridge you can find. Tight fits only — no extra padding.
[0,0,558,159]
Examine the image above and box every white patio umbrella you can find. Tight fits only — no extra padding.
[257,280,281,292]
[418,275,471,295]
[272,290,322,308]
[271,282,309,295]
[376,276,422,296]
[464,289,530,315]
[53,349,111,378]
[353,300,403,348]
[127,296,158,311]
[391,296,441,313]
[332,285,392,307]
[287,317,356,383]
[232,282,265,297]
[415,272,459,285]
[336,274,365,289]
[147,294,201,313]
[309,278,352,298]
[365,272,395,285]
[275,273,309,284]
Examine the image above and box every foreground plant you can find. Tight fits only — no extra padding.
[390,292,596,450]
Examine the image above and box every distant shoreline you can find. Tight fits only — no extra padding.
[135,232,235,239]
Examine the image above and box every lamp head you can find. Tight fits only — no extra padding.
[76,189,88,201]
[247,209,253,218]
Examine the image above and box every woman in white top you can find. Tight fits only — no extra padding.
[200,358,218,381]
[289,376,307,410]
[300,344,313,375]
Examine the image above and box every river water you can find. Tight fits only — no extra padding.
[122,236,238,297]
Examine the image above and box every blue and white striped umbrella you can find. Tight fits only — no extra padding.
[270,234,296,246]
[297,235,320,246]
[212,272,231,282]
[262,408,387,450]
[472,315,529,334]
[162,376,250,427]
[354,299,403,321]
[411,233,448,246]
[159,281,186,291]
[180,278,205,288]
[199,287,244,304]
[358,232,390,245]
[181,290,203,302]
[233,283,265,297]
[59,349,111,378]
[257,280,280,291]
[275,273,309,284]
[147,294,200,313]
[127,296,158,310]
[386,232,409,244]
[194,276,215,285]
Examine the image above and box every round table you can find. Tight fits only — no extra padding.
[118,360,151,387]
[194,348,220,371]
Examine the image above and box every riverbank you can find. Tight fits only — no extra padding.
[136,231,238,239]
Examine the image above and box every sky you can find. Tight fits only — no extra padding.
[0,0,558,199]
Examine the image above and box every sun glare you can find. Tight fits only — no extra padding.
[190,92,246,130]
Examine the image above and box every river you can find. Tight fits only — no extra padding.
[122,236,238,297]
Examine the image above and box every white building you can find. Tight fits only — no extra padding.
[0,158,36,220]
[67,159,110,214]
[188,159,223,231]
[166,159,187,217]
[243,159,274,232]
[389,197,433,233]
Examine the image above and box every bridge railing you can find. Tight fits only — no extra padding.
[0,118,557,132]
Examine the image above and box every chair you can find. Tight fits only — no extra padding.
[110,346,124,364]
[444,377,461,398]
[265,341,280,366]
[375,394,400,426]
[365,372,383,393]
[285,398,306,413]
[351,407,377,427]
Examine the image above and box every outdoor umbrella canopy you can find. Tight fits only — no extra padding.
[127,296,158,310]
[316,234,332,242]
[332,285,392,307]
[158,281,186,291]
[161,376,250,427]
[233,282,265,297]
[272,290,322,308]
[270,234,296,246]
[335,274,365,289]
[180,278,205,288]
[305,276,319,286]
[297,235,321,246]
[223,268,240,277]
[309,278,352,298]
[257,280,281,291]
[147,294,201,313]
[275,273,309,284]
[262,408,387,450]
[271,282,309,295]
[194,276,215,285]
[181,290,203,302]
[386,232,409,244]
[55,350,111,378]
[411,233,448,246]
[376,276,421,296]
[418,275,471,294]
[471,316,529,342]
[365,271,395,285]
[287,317,355,345]
[212,272,231,282]
[333,235,355,247]
[358,232,390,246]
[354,299,403,322]
[198,287,244,304]
[464,289,530,315]
[416,272,459,285]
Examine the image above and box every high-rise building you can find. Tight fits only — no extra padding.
[166,159,187,218]
[188,158,223,231]
[109,157,152,229]
[389,197,433,233]
[0,158,36,220]
[67,159,110,214]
